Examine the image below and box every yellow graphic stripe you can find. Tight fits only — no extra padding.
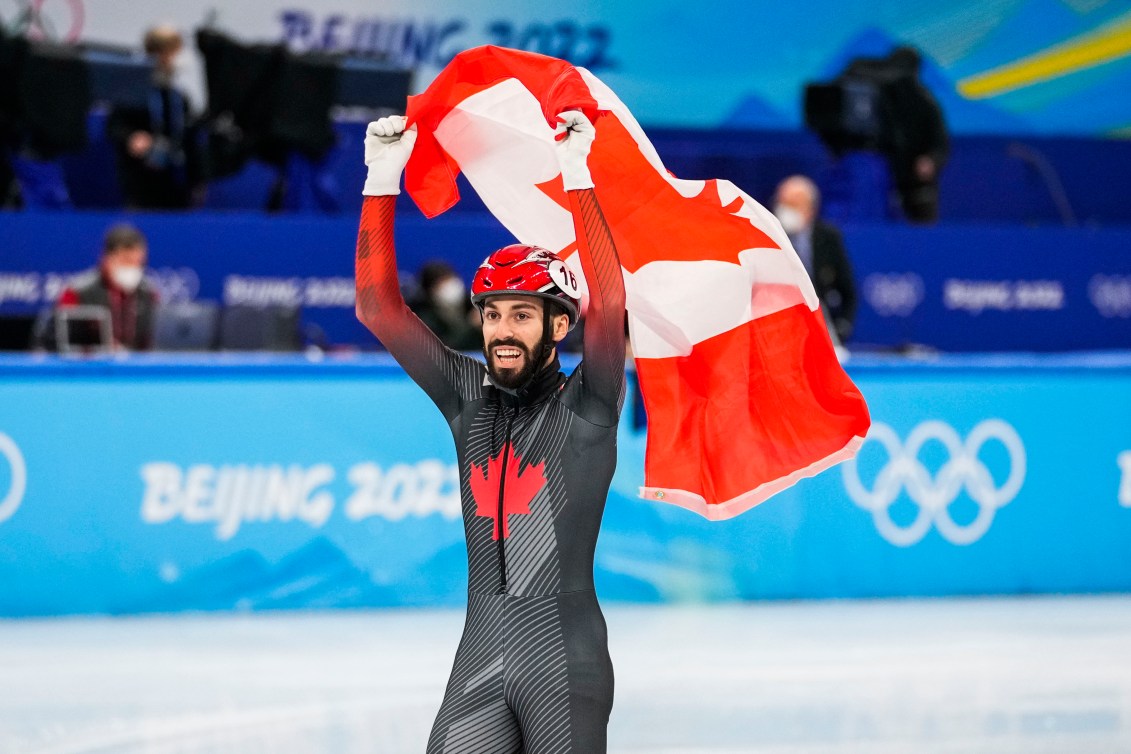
[958,13,1131,99]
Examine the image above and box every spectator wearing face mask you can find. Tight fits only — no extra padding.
[409,260,483,351]
[773,175,857,344]
[55,223,159,351]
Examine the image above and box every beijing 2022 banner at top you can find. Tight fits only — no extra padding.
[12,0,1131,137]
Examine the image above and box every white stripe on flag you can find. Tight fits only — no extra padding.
[434,79,576,253]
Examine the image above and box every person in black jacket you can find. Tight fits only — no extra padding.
[883,46,949,224]
[774,175,857,344]
[50,223,159,351]
[107,25,199,209]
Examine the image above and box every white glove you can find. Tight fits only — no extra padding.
[363,116,417,196]
[554,110,595,191]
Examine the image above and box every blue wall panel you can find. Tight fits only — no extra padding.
[3,212,1129,352]
[0,354,1129,616]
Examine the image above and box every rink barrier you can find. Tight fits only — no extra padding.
[1,353,1129,616]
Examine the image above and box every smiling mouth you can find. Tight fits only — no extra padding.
[493,347,523,367]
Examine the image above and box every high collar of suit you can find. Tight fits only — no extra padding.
[491,353,565,408]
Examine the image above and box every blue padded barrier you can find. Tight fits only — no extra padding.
[0,352,1129,616]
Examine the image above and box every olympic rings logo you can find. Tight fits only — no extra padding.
[0,431,28,525]
[864,273,924,317]
[841,420,1025,546]
[148,267,201,304]
[5,0,85,43]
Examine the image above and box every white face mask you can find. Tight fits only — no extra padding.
[774,204,807,235]
[434,278,466,307]
[110,266,144,293]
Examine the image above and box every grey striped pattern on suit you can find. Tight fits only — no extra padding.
[504,402,573,596]
[427,593,571,754]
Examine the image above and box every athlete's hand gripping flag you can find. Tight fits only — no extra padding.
[399,46,871,519]
[362,116,416,196]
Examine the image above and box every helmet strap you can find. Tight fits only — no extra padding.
[537,302,556,365]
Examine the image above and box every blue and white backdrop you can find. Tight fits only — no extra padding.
[1,354,1129,616]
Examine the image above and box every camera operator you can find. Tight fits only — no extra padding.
[807,44,949,224]
[882,46,949,224]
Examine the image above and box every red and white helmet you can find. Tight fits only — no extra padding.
[471,244,582,329]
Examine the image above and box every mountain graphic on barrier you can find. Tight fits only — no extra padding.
[113,531,483,614]
[114,537,470,614]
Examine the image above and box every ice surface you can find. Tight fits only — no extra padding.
[2,596,1129,753]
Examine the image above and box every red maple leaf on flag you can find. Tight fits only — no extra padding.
[534,115,779,273]
[402,43,776,274]
[470,444,546,540]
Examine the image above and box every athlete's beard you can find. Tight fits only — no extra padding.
[485,336,544,390]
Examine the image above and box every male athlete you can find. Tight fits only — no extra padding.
[354,110,626,752]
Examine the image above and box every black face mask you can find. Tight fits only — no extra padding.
[484,336,543,390]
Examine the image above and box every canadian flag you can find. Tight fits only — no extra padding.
[405,46,870,520]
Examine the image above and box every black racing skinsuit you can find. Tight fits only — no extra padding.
[356,187,626,753]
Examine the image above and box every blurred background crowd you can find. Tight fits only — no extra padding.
[3,1,1127,357]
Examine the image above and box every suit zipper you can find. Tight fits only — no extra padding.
[497,409,515,592]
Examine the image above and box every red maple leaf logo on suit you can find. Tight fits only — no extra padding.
[470,443,546,540]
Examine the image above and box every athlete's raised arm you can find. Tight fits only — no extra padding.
[354,116,478,420]
[557,111,627,427]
